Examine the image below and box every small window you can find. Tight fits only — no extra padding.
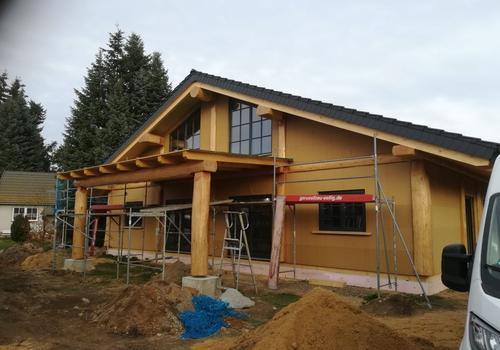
[170,110,201,151]
[12,207,38,222]
[229,100,272,155]
[318,189,366,232]
[124,202,144,228]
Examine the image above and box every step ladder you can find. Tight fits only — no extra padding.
[218,211,258,294]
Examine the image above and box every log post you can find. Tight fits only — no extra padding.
[72,186,88,259]
[410,160,433,275]
[268,195,286,289]
[191,171,211,276]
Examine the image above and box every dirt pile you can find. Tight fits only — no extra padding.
[0,243,42,267]
[361,293,418,317]
[195,288,420,350]
[92,280,195,336]
[21,249,70,270]
[151,260,189,285]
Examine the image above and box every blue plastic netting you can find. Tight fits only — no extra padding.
[179,295,247,339]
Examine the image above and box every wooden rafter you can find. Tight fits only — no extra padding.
[256,105,283,120]
[189,86,214,102]
[138,133,165,146]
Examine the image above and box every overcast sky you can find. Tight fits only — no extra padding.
[1,0,499,144]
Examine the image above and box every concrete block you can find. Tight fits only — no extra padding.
[63,258,95,272]
[182,275,219,296]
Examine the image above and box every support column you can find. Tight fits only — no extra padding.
[72,186,88,259]
[191,171,211,276]
[410,160,433,275]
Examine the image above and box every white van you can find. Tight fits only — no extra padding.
[442,156,500,350]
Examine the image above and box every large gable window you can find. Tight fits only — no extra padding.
[170,110,200,151]
[230,100,272,155]
[319,189,366,232]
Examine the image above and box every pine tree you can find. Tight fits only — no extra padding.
[56,30,172,170]
[0,74,53,172]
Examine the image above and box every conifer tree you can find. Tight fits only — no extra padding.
[0,74,53,172]
[56,30,172,170]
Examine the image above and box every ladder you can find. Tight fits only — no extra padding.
[218,211,258,294]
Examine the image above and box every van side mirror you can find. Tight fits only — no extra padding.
[441,244,472,292]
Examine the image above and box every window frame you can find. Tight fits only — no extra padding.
[318,189,367,232]
[169,109,201,151]
[229,99,272,156]
[12,207,38,222]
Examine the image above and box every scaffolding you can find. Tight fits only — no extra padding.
[271,136,432,308]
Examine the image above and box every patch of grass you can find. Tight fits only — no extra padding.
[0,238,15,251]
[260,293,301,309]
[88,262,157,284]
[363,293,379,303]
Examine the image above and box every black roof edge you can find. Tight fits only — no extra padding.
[106,69,500,164]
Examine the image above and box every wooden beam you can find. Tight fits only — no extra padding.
[72,187,88,259]
[209,103,217,151]
[75,161,217,187]
[392,145,416,157]
[190,171,211,276]
[157,155,177,165]
[99,165,116,174]
[116,163,135,171]
[138,133,165,146]
[182,150,290,166]
[268,195,286,289]
[83,168,99,176]
[189,86,214,102]
[256,105,283,120]
[278,119,286,158]
[135,159,156,168]
[283,154,405,174]
[411,160,434,276]
[70,171,85,179]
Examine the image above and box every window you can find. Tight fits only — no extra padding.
[318,190,366,232]
[229,100,272,155]
[170,110,200,151]
[124,202,144,228]
[481,193,500,298]
[12,207,38,222]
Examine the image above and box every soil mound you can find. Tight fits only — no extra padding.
[195,287,419,350]
[0,243,42,267]
[361,293,417,317]
[151,260,189,285]
[21,250,70,270]
[92,280,195,336]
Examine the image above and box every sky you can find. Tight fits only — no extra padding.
[0,0,499,144]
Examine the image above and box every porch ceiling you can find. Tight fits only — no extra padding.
[57,149,292,187]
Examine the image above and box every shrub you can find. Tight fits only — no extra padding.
[10,215,30,243]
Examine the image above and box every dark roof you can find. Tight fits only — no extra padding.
[108,69,500,162]
[0,171,55,206]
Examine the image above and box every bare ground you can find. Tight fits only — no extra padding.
[0,257,467,350]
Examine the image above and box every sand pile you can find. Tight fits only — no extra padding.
[92,280,195,336]
[21,249,70,270]
[151,260,190,285]
[0,243,42,267]
[195,288,419,350]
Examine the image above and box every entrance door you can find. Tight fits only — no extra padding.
[465,195,476,254]
[231,195,273,260]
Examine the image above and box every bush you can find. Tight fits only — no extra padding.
[10,215,30,243]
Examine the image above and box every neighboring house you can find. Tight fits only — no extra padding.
[0,171,56,236]
[58,70,500,294]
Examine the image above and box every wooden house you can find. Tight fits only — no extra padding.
[58,70,499,294]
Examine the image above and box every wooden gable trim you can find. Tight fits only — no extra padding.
[195,82,490,167]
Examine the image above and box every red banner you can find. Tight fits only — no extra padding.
[285,194,375,204]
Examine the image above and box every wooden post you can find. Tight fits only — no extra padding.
[72,186,88,259]
[191,171,211,276]
[268,195,286,289]
[410,160,433,275]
